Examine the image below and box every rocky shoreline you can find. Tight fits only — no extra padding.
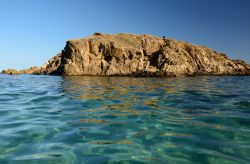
[2,33,250,76]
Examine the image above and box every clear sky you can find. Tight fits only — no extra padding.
[0,0,250,70]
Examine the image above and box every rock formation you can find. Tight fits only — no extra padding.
[2,33,250,76]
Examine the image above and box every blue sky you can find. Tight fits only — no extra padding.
[0,0,250,70]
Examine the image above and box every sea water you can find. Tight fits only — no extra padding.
[0,75,250,164]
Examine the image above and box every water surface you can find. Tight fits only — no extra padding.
[0,75,250,163]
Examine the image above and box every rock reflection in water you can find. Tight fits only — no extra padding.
[1,75,250,163]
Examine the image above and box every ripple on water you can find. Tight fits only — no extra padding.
[0,75,250,163]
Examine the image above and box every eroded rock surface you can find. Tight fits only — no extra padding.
[2,33,250,76]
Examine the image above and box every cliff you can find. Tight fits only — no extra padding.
[2,33,250,76]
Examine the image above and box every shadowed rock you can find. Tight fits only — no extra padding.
[2,33,250,76]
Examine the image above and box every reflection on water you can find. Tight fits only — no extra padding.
[0,75,250,163]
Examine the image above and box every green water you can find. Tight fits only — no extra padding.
[0,75,250,163]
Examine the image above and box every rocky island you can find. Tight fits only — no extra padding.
[2,33,250,76]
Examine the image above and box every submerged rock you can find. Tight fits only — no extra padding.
[2,33,250,76]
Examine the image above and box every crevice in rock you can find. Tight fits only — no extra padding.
[101,61,109,74]
[128,51,133,60]
[104,54,113,63]
[149,50,161,67]
[98,43,104,53]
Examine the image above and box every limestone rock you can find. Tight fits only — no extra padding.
[2,33,250,76]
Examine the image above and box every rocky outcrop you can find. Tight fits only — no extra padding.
[2,67,40,75]
[2,33,250,76]
[2,53,62,75]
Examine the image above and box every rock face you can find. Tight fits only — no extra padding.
[2,33,250,76]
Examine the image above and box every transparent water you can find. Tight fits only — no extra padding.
[0,75,250,164]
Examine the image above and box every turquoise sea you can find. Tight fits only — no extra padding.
[0,75,250,164]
